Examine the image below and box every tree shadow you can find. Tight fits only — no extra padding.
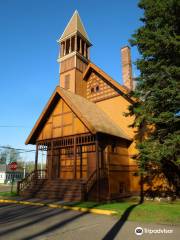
[0,202,100,239]
[0,206,69,236]
[20,202,100,240]
[1,200,142,240]
[102,201,141,240]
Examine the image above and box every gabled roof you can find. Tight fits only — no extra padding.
[83,62,134,103]
[26,86,131,145]
[59,10,91,43]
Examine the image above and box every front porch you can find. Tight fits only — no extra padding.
[18,133,138,201]
[18,133,110,201]
[37,133,99,181]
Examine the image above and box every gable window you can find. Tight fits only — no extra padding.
[96,85,99,92]
[64,74,70,90]
[90,85,100,94]
[91,87,95,93]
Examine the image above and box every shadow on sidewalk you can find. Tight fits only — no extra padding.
[102,202,141,240]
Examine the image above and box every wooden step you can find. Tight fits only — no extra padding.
[19,179,84,201]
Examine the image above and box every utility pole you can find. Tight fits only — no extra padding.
[41,150,43,178]
[23,161,26,178]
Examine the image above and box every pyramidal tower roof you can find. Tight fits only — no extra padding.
[59,10,90,42]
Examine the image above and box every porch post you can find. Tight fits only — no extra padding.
[96,134,100,201]
[100,146,104,169]
[50,140,53,179]
[107,145,111,201]
[80,145,82,179]
[35,144,38,171]
[74,136,77,179]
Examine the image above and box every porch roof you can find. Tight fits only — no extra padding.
[25,86,132,144]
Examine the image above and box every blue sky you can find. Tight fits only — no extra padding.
[0,0,142,160]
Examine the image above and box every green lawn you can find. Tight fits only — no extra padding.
[68,201,180,224]
[0,191,179,224]
[0,191,18,197]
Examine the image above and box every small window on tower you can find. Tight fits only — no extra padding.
[66,39,70,54]
[64,74,70,90]
[71,36,75,52]
[77,36,80,52]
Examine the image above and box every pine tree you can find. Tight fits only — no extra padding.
[129,0,180,196]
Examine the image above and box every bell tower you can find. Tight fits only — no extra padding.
[57,10,92,97]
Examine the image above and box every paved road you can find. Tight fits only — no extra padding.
[0,203,179,240]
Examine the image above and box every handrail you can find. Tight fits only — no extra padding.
[17,169,47,194]
[85,167,109,194]
[86,170,97,193]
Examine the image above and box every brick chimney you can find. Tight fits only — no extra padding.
[121,46,133,91]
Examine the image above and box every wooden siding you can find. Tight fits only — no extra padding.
[60,55,87,97]
[96,95,135,138]
[75,69,87,97]
[86,72,119,102]
[108,142,140,195]
[76,56,87,73]
[96,95,138,172]
[60,56,75,73]
[37,98,88,141]
[60,69,76,93]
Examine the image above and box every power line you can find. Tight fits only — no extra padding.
[0,146,36,153]
[0,146,47,154]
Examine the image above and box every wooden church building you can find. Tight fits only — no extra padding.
[18,11,140,201]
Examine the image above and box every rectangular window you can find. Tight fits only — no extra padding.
[82,40,84,56]
[77,36,80,52]
[64,74,70,90]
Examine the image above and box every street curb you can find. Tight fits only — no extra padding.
[0,199,117,216]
